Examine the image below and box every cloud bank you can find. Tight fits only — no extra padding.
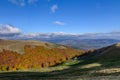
[0,24,120,40]
[0,24,21,38]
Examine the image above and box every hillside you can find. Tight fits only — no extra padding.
[0,39,83,71]
[0,43,120,80]
[90,42,120,60]
[58,43,120,79]
[97,43,120,59]
[0,41,119,80]
[44,43,120,79]
[0,39,65,54]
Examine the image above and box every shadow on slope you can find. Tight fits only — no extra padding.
[0,43,120,80]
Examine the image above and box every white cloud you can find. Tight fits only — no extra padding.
[0,24,21,34]
[16,32,69,39]
[51,4,58,13]
[53,21,65,26]
[9,0,38,7]
[0,24,120,40]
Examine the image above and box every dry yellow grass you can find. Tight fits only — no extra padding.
[0,39,55,53]
[116,43,120,47]
[80,63,101,69]
[96,68,120,74]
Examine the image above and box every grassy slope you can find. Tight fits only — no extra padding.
[0,59,119,80]
[0,43,120,80]
[0,39,66,54]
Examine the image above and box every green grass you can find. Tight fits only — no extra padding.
[0,52,120,80]
[58,60,81,66]
[0,58,120,80]
[0,42,120,80]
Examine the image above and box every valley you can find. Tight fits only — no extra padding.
[0,39,120,80]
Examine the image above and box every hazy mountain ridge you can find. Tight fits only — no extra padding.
[0,24,120,50]
[38,39,120,50]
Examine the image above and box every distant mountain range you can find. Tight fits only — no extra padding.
[12,34,120,50]
[17,37,120,50]
[1,24,120,50]
[44,39,120,50]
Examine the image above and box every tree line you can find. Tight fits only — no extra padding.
[0,45,83,71]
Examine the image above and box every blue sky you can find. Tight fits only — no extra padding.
[0,0,120,34]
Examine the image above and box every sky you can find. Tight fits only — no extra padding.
[0,0,120,34]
